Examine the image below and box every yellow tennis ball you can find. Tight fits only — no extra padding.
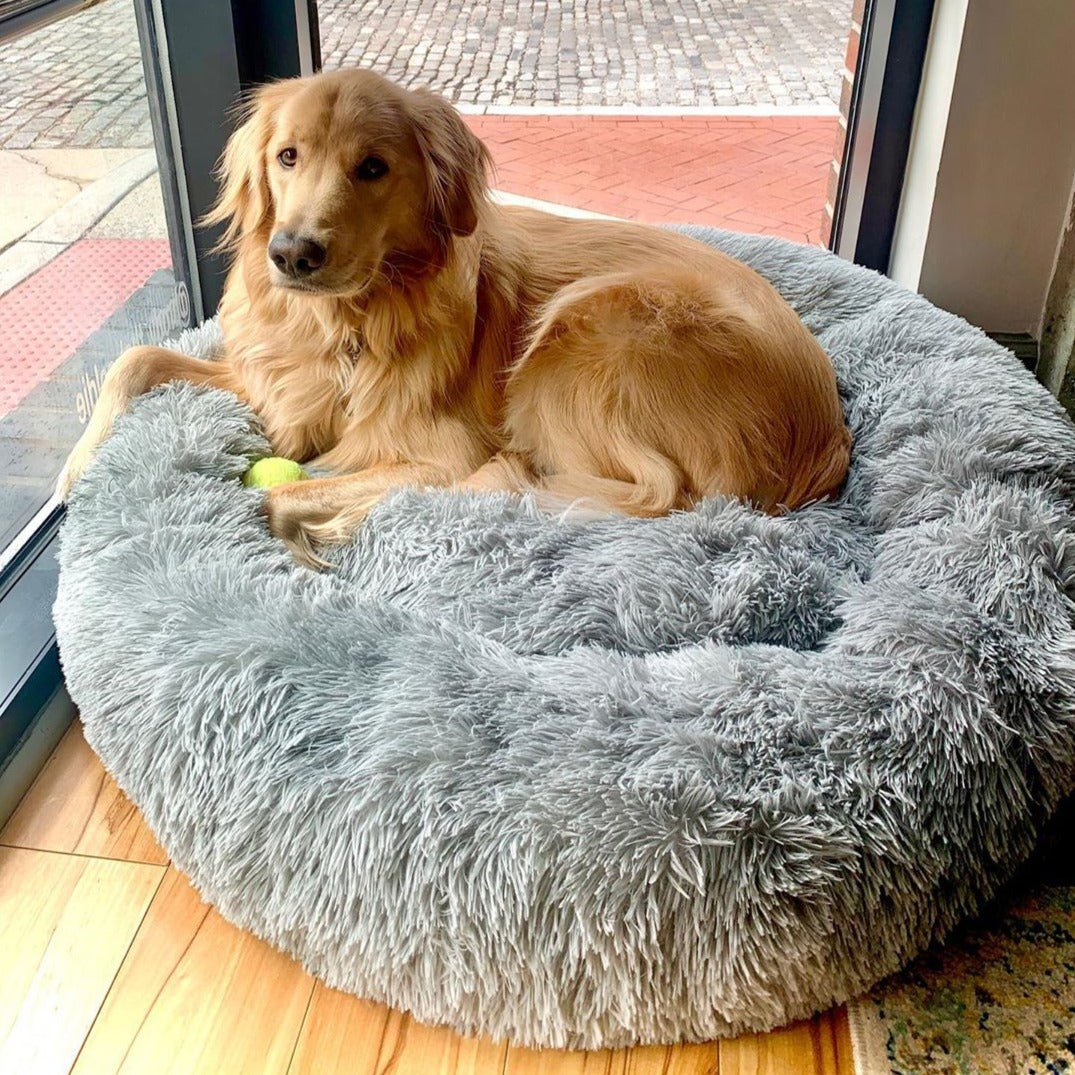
[242,457,308,489]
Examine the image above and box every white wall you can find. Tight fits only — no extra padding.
[890,0,1075,335]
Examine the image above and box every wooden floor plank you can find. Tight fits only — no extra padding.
[70,867,315,1075]
[828,1009,857,1075]
[0,722,168,865]
[288,985,725,1075]
[289,988,511,1075]
[0,846,164,1075]
[718,1010,852,1075]
[371,1007,509,1075]
[289,983,521,1075]
[625,1043,720,1074]
[286,985,393,1074]
[504,1043,621,1074]
[504,1040,717,1075]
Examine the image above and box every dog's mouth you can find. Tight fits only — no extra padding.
[273,277,325,294]
[267,260,375,299]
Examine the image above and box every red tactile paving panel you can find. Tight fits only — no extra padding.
[0,239,171,418]
[466,114,838,243]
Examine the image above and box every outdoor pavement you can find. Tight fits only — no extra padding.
[319,0,848,108]
[468,113,834,242]
[0,148,146,249]
[0,1,150,150]
[0,0,848,153]
[0,0,845,249]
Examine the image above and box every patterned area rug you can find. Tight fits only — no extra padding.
[850,820,1075,1075]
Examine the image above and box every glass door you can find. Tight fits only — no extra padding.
[0,0,195,797]
[0,0,188,560]
[314,0,867,246]
[0,0,315,804]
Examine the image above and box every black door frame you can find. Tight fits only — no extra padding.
[830,0,938,271]
[136,0,321,320]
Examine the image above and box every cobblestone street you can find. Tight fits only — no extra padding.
[0,2,150,149]
[0,0,849,151]
[319,0,849,108]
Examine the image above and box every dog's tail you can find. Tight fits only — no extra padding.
[459,450,686,519]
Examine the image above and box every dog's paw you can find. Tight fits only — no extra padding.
[55,445,94,502]
[264,484,335,570]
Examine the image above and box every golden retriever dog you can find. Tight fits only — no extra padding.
[58,69,851,566]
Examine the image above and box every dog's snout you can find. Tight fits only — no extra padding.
[268,232,326,278]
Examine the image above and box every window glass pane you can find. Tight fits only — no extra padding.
[0,0,189,556]
[314,0,857,244]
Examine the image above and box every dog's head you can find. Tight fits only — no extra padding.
[206,69,491,296]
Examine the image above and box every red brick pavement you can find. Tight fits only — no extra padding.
[466,113,839,244]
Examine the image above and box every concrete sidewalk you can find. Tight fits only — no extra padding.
[319,0,849,108]
[0,0,846,265]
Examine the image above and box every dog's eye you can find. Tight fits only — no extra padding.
[277,147,298,168]
[356,155,388,181]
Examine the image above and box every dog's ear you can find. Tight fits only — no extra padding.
[409,89,492,239]
[204,82,290,250]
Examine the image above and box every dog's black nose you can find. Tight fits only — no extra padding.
[268,232,326,277]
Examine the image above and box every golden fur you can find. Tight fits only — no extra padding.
[59,69,851,566]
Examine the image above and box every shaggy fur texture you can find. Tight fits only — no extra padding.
[54,229,1075,1049]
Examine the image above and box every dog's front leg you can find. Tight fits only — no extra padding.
[264,463,457,567]
[56,345,239,499]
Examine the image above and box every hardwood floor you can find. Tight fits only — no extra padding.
[0,722,856,1075]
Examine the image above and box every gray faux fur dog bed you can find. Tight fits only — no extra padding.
[54,227,1075,1049]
